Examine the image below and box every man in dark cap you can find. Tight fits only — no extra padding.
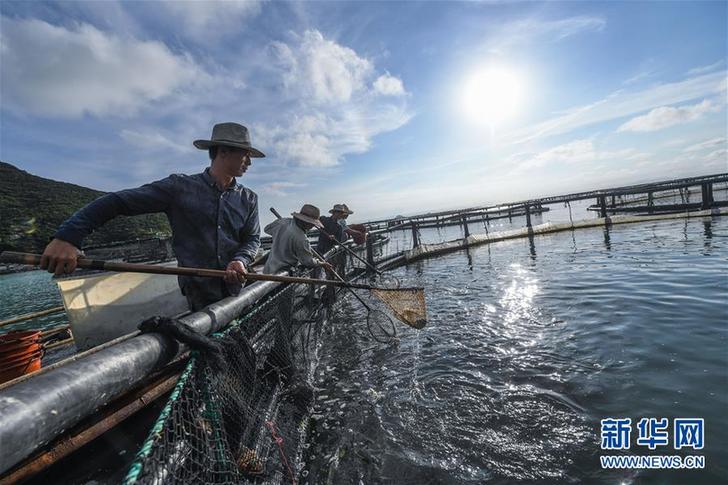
[40,122,265,311]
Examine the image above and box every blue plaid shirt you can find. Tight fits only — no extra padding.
[55,168,261,307]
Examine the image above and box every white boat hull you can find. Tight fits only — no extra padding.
[56,269,188,351]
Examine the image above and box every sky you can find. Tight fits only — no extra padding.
[1,1,726,225]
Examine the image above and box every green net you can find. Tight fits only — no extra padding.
[124,281,327,485]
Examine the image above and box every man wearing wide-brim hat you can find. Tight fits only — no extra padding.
[263,204,334,275]
[41,122,266,311]
[316,203,364,255]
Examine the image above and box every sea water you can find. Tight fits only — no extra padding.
[303,216,728,484]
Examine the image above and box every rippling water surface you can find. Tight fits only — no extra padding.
[303,216,728,484]
[0,270,67,331]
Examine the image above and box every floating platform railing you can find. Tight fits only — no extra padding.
[364,172,728,233]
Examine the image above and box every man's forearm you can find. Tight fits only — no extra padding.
[54,194,126,248]
[232,235,261,266]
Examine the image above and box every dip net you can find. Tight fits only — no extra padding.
[370,287,427,330]
[124,283,326,485]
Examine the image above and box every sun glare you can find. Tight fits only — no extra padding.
[461,66,524,127]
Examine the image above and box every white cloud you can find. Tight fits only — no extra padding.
[703,148,727,163]
[272,30,374,104]
[623,70,654,86]
[686,60,725,76]
[120,129,193,153]
[617,99,720,132]
[259,30,412,167]
[511,139,647,171]
[261,182,306,196]
[373,73,406,96]
[507,71,727,143]
[526,139,597,167]
[0,16,203,118]
[157,0,263,41]
[683,137,726,153]
[519,16,606,40]
[655,147,727,177]
[488,15,605,52]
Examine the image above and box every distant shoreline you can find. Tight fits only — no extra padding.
[0,264,39,276]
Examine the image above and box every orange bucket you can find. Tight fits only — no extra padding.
[0,343,41,366]
[0,330,41,354]
[0,351,42,384]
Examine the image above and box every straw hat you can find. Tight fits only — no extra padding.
[292,204,323,228]
[193,122,265,158]
[329,203,354,215]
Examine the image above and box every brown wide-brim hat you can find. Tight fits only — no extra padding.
[329,203,354,215]
[292,204,323,229]
[193,122,265,158]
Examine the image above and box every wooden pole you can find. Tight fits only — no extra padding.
[0,252,410,292]
[0,307,65,328]
[0,367,182,485]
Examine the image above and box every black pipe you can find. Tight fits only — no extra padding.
[0,279,282,475]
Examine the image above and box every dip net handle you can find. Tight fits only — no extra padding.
[0,252,411,291]
[1,252,428,329]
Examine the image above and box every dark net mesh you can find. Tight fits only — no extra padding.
[124,282,327,485]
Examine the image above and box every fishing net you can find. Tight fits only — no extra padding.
[124,282,325,485]
[370,287,427,330]
[123,253,425,485]
[366,309,398,344]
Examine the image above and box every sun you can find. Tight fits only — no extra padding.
[460,65,525,127]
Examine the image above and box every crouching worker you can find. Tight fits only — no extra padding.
[263,204,334,275]
[262,204,333,393]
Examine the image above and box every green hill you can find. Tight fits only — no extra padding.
[0,161,171,253]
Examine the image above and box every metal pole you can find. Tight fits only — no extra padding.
[598,196,607,218]
[524,205,532,228]
[461,216,470,238]
[365,235,375,273]
[647,191,654,213]
[701,183,713,209]
[411,221,420,248]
